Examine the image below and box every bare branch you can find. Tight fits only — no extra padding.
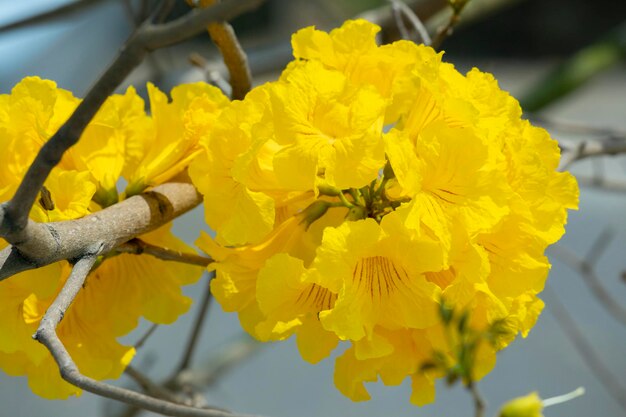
[125,365,188,405]
[0,0,107,34]
[189,52,232,93]
[116,239,212,267]
[431,0,470,50]
[389,0,432,45]
[467,381,486,417]
[119,335,260,417]
[176,274,214,373]
[175,335,260,390]
[122,275,214,417]
[140,0,264,50]
[558,135,626,171]
[0,182,202,281]
[357,0,447,34]
[153,0,177,24]
[0,0,263,239]
[543,285,626,412]
[33,259,262,417]
[390,0,412,40]
[550,239,626,329]
[576,175,626,193]
[187,0,252,100]
[134,323,160,350]
[207,21,252,100]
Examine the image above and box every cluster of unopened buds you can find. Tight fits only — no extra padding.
[0,19,577,405]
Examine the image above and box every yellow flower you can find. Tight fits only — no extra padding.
[292,19,443,123]
[0,78,204,399]
[190,86,278,246]
[498,387,586,417]
[311,214,445,340]
[385,121,511,248]
[0,257,136,399]
[66,86,150,207]
[271,60,386,190]
[333,328,439,404]
[0,77,78,200]
[197,204,346,338]
[125,82,229,196]
[199,18,578,406]
[498,392,544,417]
[29,170,96,223]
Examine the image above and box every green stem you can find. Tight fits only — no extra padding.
[338,192,355,209]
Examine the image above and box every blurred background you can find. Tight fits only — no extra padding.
[1,1,625,416]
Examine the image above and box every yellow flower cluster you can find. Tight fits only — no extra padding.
[191,20,579,405]
[0,77,227,398]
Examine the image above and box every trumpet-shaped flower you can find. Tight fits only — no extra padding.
[0,77,205,398]
[271,60,386,190]
[190,86,279,245]
[125,82,229,196]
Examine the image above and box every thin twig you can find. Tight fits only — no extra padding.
[0,0,107,33]
[189,52,232,94]
[390,0,412,40]
[175,335,261,389]
[576,175,626,193]
[207,21,252,100]
[33,259,261,417]
[134,323,160,350]
[122,274,214,417]
[119,335,260,417]
[585,228,614,263]
[467,381,486,417]
[140,0,264,50]
[357,0,446,38]
[122,0,143,26]
[153,0,176,24]
[191,0,252,100]
[389,0,432,45]
[543,285,626,412]
[558,135,626,171]
[125,365,185,405]
[532,115,626,138]
[175,273,214,374]
[549,240,626,329]
[116,239,213,267]
[431,0,470,50]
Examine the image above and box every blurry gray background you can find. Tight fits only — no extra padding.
[1,1,625,416]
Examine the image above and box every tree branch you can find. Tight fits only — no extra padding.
[174,273,214,374]
[140,0,264,50]
[558,135,626,171]
[544,285,626,412]
[389,0,432,45]
[576,175,626,193]
[550,237,626,329]
[125,365,188,405]
[122,275,215,417]
[116,239,212,267]
[33,256,262,417]
[134,323,160,350]
[0,182,202,281]
[431,0,470,50]
[173,335,260,390]
[467,381,486,417]
[0,0,107,34]
[207,20,252,100]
